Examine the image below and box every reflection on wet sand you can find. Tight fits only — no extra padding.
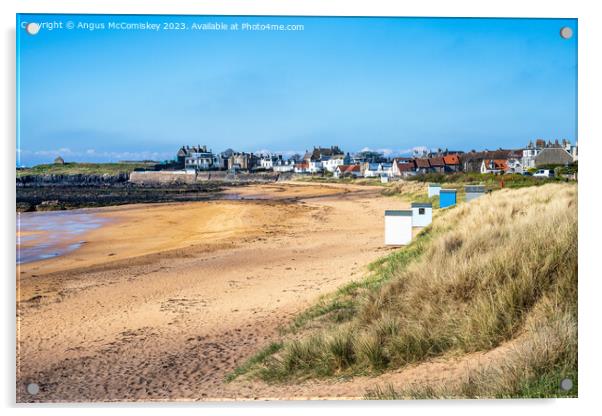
[17,211,109,264]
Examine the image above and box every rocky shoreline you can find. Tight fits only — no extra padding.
[16,183,226,212]
[15,172,299,212]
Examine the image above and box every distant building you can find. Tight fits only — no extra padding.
[563,139,578,161]
[392,161,416,177]
[522,139,577,169]
[259,154,283,170]
[522,141,541,170]
[228,152,259,171]
[308,160,323,173]
[414,158,431,174]
[442,154,461,172]
[461,150,514,173]
[303,146,346,173]
[177,145,219,171]
[428,157,446,173]
[272,159,295,172]
[428,148,465,158]
[480,159,509,174]
[294,161,309,174]
[534,148,574,167]
[507,157,523,174]
[334,164,361,178]
[304,146,344,161]
[322,153,351,173]
[53,156,65,165]
[362,162,394,178]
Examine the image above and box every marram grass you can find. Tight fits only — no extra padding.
[229,184,577,398]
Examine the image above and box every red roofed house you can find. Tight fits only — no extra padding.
[414,158,431,174]
[334,164,362,179]
[480,159,509,174]
[429,157,446,173]
[443,154,461,172]
[392,161,416,178]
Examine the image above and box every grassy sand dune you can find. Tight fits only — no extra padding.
[231,184,577,398]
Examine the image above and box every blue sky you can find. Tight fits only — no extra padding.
[17,15,577,166]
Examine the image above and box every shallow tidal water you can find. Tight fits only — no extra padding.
[17,210,108,264]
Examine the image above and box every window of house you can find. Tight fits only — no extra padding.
[419,208,425,215]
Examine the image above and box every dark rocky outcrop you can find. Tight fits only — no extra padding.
[16,173,130,187]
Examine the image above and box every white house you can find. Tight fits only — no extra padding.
[563,139,578,161]
[334,164,362,178]
[272,159,295,172]
[480,159,508,174]
[259,155,276,170]
[322,154,347,173]
[384,210,413,246]
[522,147,541,170]
[363,162,394,178]
[184,147,219,171]
[380,162,394,177]
[507,158,523,174]
[308,160,323,173]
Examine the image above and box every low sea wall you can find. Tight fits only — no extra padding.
[129,170,286,184]
[129,171,197,185]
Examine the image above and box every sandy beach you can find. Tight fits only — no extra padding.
[17,182,415,401]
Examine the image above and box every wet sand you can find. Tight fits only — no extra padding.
[17,211,109,264]
[17,182,411,402]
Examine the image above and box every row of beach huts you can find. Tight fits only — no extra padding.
[384,183,486,245]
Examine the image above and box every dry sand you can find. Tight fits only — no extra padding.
[17,182,499,402]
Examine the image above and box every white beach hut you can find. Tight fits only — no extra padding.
[428,183,441,198]
[384,210,413,246]
[411,202,433,227]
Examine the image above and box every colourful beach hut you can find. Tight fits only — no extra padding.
[465,185,486,202]
[439,189,457,208]
[384,210,413,246]
[411,202,432,227]
[427,183,441,198]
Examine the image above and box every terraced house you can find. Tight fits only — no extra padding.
[228,152,259,171]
